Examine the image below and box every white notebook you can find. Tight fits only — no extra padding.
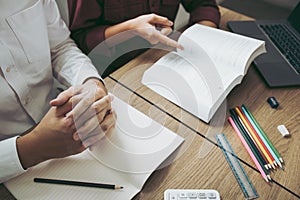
[5,96,184,200]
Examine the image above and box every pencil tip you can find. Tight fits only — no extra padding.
[267,175,272,182]
[271,164,275,169]
[278,162,284,170]
[267,164,272,169]
[265,165,268,170]
[280,158,284,163]
[266,178,269,183]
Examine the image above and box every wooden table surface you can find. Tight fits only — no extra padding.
[1,6,299,200]
[105,6,300,199]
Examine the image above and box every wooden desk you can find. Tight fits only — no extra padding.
[106,6,300,200]
[1,6,299,200]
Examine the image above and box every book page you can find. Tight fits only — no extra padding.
[142,24,265,123]
[5,97,184,200]
[5,151,140,200]
[177,24,265,89]
[142,51,218,122]
[90,96,184,188]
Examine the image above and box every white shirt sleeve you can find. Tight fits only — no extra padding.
[51,37,102,87]
[45,0,102,87]
[0,136,26,183]
[0,0,102,183]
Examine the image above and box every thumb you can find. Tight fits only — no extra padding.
[50,87,75,106]
[160,27,173,36]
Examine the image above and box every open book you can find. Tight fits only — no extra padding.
[142,24,266,123]
[5,97,184,200]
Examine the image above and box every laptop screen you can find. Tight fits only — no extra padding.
[288,2,300,33]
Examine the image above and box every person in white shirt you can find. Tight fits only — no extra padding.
[0,0,115,183]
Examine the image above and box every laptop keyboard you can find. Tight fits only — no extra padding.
[260,24,300,73]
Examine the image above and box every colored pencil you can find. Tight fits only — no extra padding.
[230,109,271,170]
[229,110,270,173]
[241,106,283,169]
[228,117,270,182]
[235,107,276,169]
[241,105,284,164]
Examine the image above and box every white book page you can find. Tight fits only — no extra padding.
[142,51,217,122]
[142,24,265,122]
[5,151,139,200]
[178,24,265,89]
[5,97,184,200]
[90,97,184,188]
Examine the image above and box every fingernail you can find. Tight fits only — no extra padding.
[108,93,114,101]
[49,99,57,106]
[178,44,184,50]
[65,117,73,126]
[65,112,73,119]
[73,132,80,141]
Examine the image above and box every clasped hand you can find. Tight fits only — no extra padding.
[17,79,116,169]
[50,79,115,146]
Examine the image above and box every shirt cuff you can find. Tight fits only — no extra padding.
[74,64,103,86]
[0,136,26,183]
[190,6,221,27]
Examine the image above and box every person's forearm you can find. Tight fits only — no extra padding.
[198,20,218,28]
[16,131,44,169]
[104,20,136,47]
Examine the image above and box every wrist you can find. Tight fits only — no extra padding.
[126,18,136,32]
[16,131,45,169]
[104,20,136,46]
[84,77,107,95]
[198,20,217,28]
[105,20,133,39]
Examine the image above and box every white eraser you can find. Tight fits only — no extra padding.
[277,125,290,137]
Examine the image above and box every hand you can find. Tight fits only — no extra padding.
[127,14,183,49]
[16,105,83,169]
[16,79,116,169]
[50,79,116,146]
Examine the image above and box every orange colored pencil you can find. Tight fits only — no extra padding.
[235,107,276,168]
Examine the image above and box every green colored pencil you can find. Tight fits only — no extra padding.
[241,105,283,163]
[230,109,270,175]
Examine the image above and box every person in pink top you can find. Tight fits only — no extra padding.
[67,0,221,76]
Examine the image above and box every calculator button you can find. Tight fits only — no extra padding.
[187,192,197,199]
[179,192,188,199]
[208,192,217,199]
[169,193,177,200]
[198,193,207,199]
[164,189,220,200]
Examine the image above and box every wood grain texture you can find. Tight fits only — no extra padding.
[109,58,300,200]
[1,6,299,200]
[108,7,300,199]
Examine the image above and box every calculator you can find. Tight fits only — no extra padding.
[164,189,220,200]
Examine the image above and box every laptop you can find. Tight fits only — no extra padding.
[227,2,300,87]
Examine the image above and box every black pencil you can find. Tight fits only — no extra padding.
[229,109,270,176]
[34,178,123,189]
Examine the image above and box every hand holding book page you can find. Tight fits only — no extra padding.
[142,24,266,123]
[5,96,184,200]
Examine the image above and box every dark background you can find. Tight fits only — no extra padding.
[219,0,299,19]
